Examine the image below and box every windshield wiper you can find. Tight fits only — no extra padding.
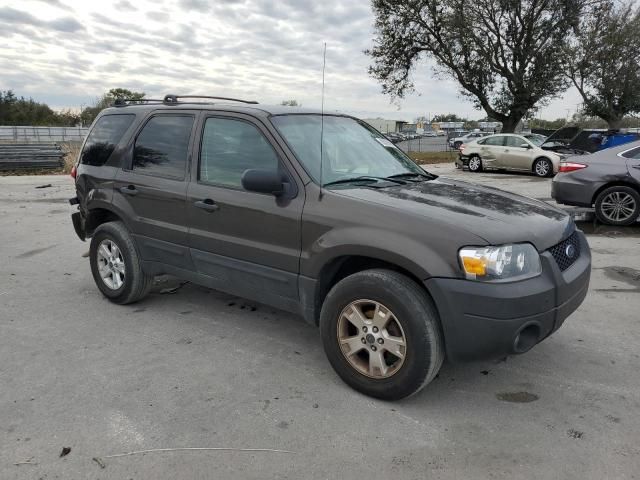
[323,176,407,187]
[386,172,436,181]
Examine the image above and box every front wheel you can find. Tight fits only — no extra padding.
[90,221,153,304]
[468,155,482,172]
[594,186,640,226]
[319,269,444,400]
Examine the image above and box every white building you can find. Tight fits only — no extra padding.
[362,118,408,134]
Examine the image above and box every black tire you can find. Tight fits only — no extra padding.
[468,155,482,172]
[533,158,553,177]
[594,186,640,226]
[89,221,153,304]
[319,269,444,400]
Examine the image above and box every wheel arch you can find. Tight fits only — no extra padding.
[85,204,128,237]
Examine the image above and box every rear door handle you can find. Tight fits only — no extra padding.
[632,164,640,170]
[194,199,220,212]
[119,185,138,196]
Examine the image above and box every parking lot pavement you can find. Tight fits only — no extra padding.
[1,172,639,480]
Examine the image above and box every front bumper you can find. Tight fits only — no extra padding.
[425,230,591,362]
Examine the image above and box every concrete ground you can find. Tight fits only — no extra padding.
[1,167,639,479]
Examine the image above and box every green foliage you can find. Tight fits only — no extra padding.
[280,99,300,107]
[81,88,146,125]
[0,90,80,126]
[432,113,466,123]
[567,2,640,128]
[367,0,587,132]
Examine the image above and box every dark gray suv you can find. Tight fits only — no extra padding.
[70,95,591,400]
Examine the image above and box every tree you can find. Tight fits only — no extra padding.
[432,113,467,123]
[367,0,586,132]
[81,88,146,125]
[0,90,79,126]
[566,2,640,129]
[280,99,300,107]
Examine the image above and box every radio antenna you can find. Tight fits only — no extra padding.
[319,42,327,200]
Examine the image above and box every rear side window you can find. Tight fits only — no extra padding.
[81,114,135,166]
[505,136,527,147]
[133,115,194,179]
[621,147,640,159]
[199,117,279,188]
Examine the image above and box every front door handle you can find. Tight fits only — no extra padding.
[194,199,220,212]
[632,164,640,170]
[119,185,138,196]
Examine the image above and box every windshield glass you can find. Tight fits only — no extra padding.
[271,115,425,185]
[525,134,546,146]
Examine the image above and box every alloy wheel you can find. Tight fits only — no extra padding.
[469,157,481,171]
[96,239,126,290]
[600,191,637,223]
[535,160,550,177]
[337,299,407,379]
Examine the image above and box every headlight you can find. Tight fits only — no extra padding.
[459,243,541,281]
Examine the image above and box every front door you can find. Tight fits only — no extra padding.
[502,136,534,171]
[113,112,196,269]
[186,113,304,312]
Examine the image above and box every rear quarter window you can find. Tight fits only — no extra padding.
[621,146,640,159]
[81,114,135,166]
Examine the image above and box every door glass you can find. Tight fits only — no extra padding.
[483,136,506,146]
[133,115,194,179]
[200,117,279,188]
[505,136,527,147]
[81,114,135,166]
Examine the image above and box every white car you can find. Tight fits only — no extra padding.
[449,132,489,149]
[456,133,565,177]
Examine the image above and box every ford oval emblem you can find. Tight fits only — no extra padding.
[565,244,576,259]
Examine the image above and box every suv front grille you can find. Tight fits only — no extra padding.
[548,232,581,271]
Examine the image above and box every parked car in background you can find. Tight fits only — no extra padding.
[69,94,591,400]
[552,141,640,225]
[423,131,437,137]
[541,126,639,155]
[457,133,564,177]
[449,131,489,149]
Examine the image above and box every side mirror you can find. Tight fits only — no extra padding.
[241,169,285,196]
[520,143,532,149]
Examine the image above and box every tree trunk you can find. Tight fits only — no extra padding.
[500,115,523,133]
[607,117,623,130]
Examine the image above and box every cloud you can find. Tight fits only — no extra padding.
[0,0,575,119]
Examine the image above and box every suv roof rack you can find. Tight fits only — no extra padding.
[112,94,259,107]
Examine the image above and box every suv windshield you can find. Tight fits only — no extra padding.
[271,115,426,186]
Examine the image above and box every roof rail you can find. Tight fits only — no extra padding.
[163,94,259,105]
[112,94,259,107]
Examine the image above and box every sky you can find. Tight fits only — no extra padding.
[0,0,583,122]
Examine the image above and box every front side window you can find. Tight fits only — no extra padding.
[483,136,506,146]
[133,115,194,179]
[199,117,280,188]
[271,115,424,184]
[81,114,135,166]
[505,136,528,148]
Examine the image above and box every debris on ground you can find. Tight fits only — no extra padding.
[35,184,52,189]
[59,447,71,457]
[159,282,189,294]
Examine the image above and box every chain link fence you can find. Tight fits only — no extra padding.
[395,136,452,153]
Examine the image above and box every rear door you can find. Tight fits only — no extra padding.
[478,135,507,168]
[113,112,196,269]
[502,136,534,171]
[186,113,304,312]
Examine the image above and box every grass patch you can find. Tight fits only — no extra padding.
[408,151,458,165]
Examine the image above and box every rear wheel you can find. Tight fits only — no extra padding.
[594,186,640,226]
[533,158,553,177]
[90,221,153,304]
[468,155,482,172]
[320,269,444,400]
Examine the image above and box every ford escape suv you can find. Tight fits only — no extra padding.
[69,95,591,400]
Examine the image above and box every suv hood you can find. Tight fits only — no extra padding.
[334,178,574,251]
